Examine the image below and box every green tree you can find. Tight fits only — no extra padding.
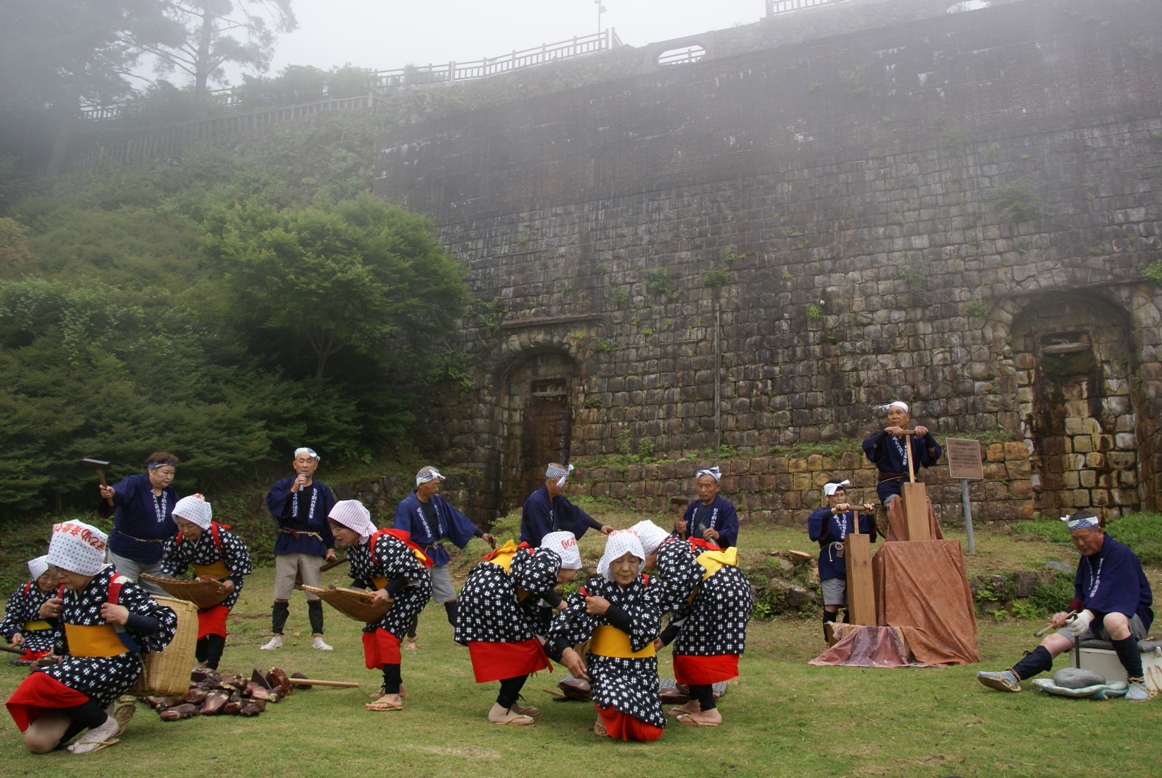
[136,0,297,110]
[203,195,468,382]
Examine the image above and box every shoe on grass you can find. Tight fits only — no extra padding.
[977,670,1021,692]
[312,635,333,651]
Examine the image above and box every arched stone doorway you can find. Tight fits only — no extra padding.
[497,348,579,512]
[1012,294,1141,519]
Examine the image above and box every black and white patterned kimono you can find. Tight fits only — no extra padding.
[657,539,752,685]
[160,523,253,611]
[1,582,58,655]
[43,568,176,707]
[546,574,666,731]
[347,531,432,640]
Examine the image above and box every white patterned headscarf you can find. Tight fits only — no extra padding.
[696,466,721,482]
[823,480,851,497]
[597,530,646,582]
[1062,509,1101,531]
[329,500,376,541]
[294,447,320,462]
[630,520,671,555]
[415,466,444,486]
[27,555,50,581]
[546,462,574,488]
[173,494,213,530]
[47,521,109,576]
[876,401,910,414]
[540,531,582,570]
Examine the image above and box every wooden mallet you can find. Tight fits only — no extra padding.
[82,458,114,506]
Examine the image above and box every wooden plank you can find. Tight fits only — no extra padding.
[902,482,931,541]
[844,533,875,625]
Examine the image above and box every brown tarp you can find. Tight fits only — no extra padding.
[809,625,938,668]
[873,539,980,665]
[882,493,943,542]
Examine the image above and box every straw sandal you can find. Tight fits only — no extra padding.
[676,713,720,727]
[112,705,136,736]
[366,694,403,711]
[68,738,120,754]
[593,719,608,737]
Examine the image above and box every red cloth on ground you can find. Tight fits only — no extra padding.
[362,628,402,669]
[6,672,90,731]
[596,704,664,742]
[197,605,230,640]
[467,639,551,683]
[673,654,739,685]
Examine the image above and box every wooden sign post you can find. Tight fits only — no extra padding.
[901,431,931,541]
[946,438,984,554]
[844,528,875,626]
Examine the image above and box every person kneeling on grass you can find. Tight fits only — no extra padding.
[455,531,583,726]
[1,556,59,666]
[6,521,177,754]
[977,509,1154,701]
[159,494,252,671]
[544,531,665,742]
[328,500,432,712]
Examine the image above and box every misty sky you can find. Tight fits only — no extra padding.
[268,0,769,75]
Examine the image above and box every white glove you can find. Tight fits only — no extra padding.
[1068,610,1095,637]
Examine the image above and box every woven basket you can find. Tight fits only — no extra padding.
[130,596,198,697]
[140,574,230,609]
[302,585,392,623]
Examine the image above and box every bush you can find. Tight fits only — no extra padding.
[1011,512,1162,564]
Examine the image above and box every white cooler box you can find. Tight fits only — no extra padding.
[1070,639,1162,691]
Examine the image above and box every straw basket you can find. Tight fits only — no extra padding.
[130,596,197,697]
[302,585,392,623]
[140,574,230,609]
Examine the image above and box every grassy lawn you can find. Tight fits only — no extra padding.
[1,504,1159,776]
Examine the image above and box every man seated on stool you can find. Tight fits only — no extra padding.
[977,509,1154,701]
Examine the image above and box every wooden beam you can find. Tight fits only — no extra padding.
[844,533,875,625]
[902,482,931,541]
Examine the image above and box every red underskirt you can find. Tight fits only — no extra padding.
[673,653,739,685]
[19,647,51,662]
[466,639,551,683]
[596,704,664,742]
[6,672,90,731]
[197,605,230,640]
[362,628,402,668]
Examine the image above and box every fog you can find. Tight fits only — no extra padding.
[268,0,767,75]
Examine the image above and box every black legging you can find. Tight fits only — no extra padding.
[56,700,109,749]
[381,663,402,695]
[496,675,529,709]
[196,634,227,670]
[689,684,717,712]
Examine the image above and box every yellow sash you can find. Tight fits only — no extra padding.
[695,547,738,580]
[372,576,389,590]
[193,561,231,579]
[22,620,53,631]
[64,623,128,657]
[484,541,531,601]
[590,625,656,659]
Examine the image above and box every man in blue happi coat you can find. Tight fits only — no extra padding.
[978,509,1154,701]
[520,462,612,547]
[393,466,495,649]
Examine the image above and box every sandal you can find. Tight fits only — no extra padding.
[112,704,135,736]
[676,713,720,727]
[593,719,608,737]
[492,713,534,726]
[365,701,404,711]
[68,737,120,754]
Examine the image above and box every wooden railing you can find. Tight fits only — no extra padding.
[766,0,851,16]
[79,29,621,121]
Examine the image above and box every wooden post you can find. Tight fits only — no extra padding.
[901,432,931,541]
[844,531,875,625]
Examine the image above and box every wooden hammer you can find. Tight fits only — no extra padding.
[82,458,114,506]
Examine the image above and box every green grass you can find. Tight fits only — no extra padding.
[2,505,1161,776]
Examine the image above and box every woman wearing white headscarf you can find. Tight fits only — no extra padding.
[159,494,253,670]
[327,500,432,712]
[455,531,583,726]
[544,531,665,741]
[1,556,58,665]
[6,521,177,755]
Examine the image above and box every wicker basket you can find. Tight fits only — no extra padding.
[130,596,197,697]
[302,585,392,623]
[140,574,231,609]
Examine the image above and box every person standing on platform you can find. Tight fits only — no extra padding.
[674,466,739,549]
[807,479,877,642]
[862,401,942,540]
[261,447,336,651]
[520,463,612,547]
[393,466,496,650]
[97,452,179,597]
[977,509,1154,701]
